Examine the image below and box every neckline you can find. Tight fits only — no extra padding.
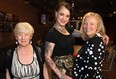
[16,47,34,65]
[54,27,70,36]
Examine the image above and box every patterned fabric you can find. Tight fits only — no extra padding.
[53,55,73,79]
[11,49,40,79]
[73,35,106,79]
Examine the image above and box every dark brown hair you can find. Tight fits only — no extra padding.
[55,2,73,14]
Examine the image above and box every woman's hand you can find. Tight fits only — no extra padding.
[43,63,49,79]
[60,74,72,79]
[103,34,109,45]
[66,75,72,79]
[6,69,11,79]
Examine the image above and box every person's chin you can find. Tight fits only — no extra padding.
[60,23,67,27]
[20,43,30,47]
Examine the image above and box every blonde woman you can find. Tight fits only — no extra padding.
[73,12,106,79]
[5,22,49,79]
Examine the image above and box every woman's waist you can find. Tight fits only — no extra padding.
[53,50,73,56]
[53,54,73,58]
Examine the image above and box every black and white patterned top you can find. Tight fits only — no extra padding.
[11,49,40,79]
[73,34,106,79]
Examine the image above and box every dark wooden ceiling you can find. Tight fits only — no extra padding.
[25,0,116,18]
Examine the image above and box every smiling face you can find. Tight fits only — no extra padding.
[16,31,32,47]
[55,6,70,27]
[83,16,98,38]
[14,22,34,47]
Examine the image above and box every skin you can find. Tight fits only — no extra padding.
[83,16,98,38]
[6,31,49,79]
[16,32,32,47]
[54,6,71,35]
[15,32,33,64]
[55,6,70,27]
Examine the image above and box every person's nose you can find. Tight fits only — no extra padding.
[63,16,67,21]
[86,24,91,28]
[21,34,25,39]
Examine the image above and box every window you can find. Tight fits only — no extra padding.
[41,14,46,24]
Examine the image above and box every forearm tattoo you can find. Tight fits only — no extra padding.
[45,41,61,77]
[45,41,55,68]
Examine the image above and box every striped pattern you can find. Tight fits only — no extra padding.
[11,49,40,79]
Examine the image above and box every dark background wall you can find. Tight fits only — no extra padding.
[103,17,116,44]
[0,0,116,48]
[0,0,48,48]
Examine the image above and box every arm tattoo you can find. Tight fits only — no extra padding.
[45,57,57,68]
[45,41,56,68]
[45,41,62,78]
[45,41,53,55]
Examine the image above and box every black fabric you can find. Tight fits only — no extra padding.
[0,48,6,79]
[34,46,44,79]
[5,47,14,79]
[5,45,44,79]
[45,26,75,56]
[73,35,106,79]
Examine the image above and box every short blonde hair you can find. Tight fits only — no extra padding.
[80,12,106,41]
[13,22,34,37]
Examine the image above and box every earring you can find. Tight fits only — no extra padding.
[15,40,18,45]
[30,40,32,44]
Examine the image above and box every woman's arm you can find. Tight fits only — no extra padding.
[44,41,62,78]
[72,29,80,37]
[44,41,72,79]
[6,69,10,79]
[43,62,49,79]
[102,34,109,45]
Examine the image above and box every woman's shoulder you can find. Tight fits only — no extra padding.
[47,27,56,33]
[45,27,57,37]
[5,45,17,67]
[33,45,42,53]
[45,27,59,42]
[33,45,44,62]
[88,34,104,45]
[91,34,103,41]
[6,45,17,57]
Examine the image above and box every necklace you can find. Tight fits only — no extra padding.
[54,23,69,35]
[54,25,67,33]
[57,27,67,33]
